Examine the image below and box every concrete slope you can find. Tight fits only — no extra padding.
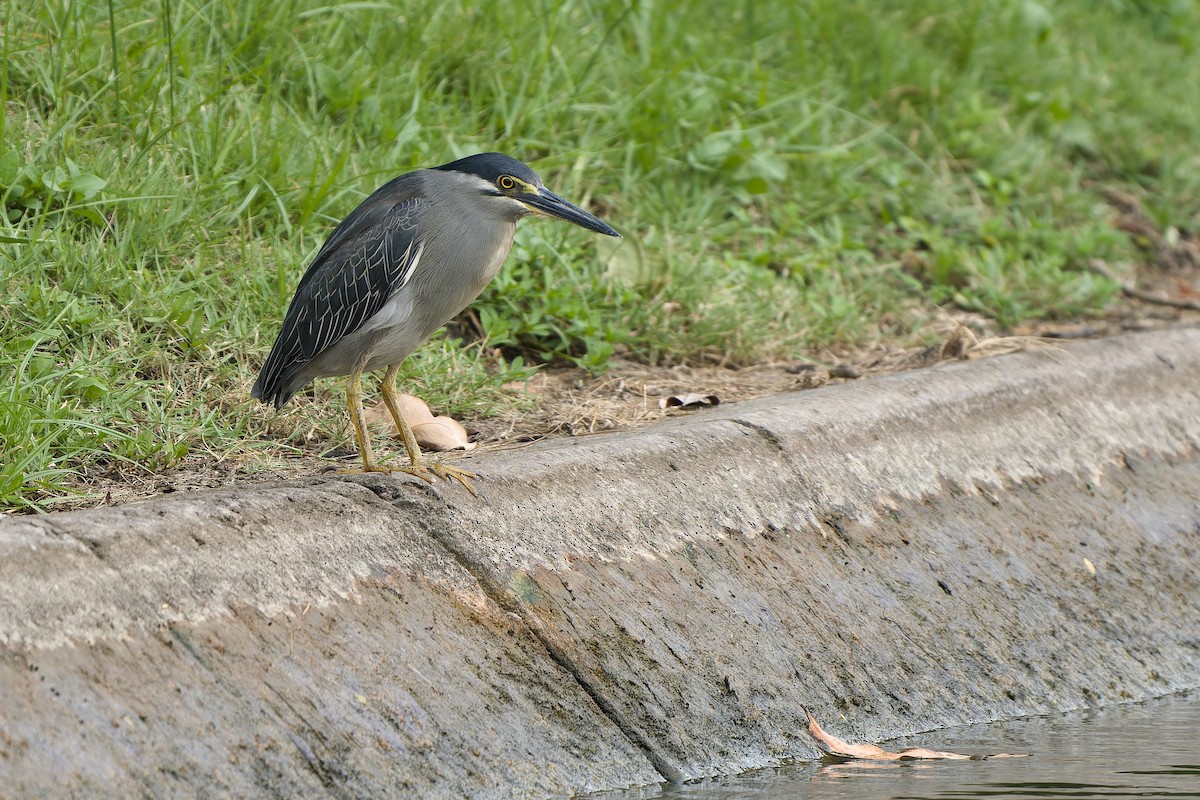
[2,328,1199,797]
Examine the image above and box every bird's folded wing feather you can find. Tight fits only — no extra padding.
[269,194,426,378]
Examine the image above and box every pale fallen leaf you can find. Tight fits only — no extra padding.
[412,416,476,452]
[365,394,476,451]
[1084,557,1097,575]
[803,708,1028,761]
[396,393,436,424]
[659,393,720,410]
[363,402,391,428]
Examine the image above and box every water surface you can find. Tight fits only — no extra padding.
[589,692,1199,799]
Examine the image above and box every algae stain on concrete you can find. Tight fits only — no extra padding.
[507,571,547,606]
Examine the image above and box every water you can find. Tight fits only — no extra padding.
[590,692,1200,800]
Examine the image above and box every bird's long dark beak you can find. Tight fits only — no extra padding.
[520,189,621,238]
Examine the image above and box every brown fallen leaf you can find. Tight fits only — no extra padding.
[940,323,979,360]
[803,708,1028,761]
[1177,280,1200,300]
[795,369,829,389]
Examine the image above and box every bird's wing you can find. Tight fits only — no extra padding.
[289,195,424,361]
[253,183,426,406]
[292,172,422,299]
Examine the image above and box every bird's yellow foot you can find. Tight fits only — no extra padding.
[337,461,435,483]
[338,460,477,495]
[427,463,479,496]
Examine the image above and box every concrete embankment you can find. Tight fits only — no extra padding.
[2,328,1199,798]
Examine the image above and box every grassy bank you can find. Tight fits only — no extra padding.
[2,0,1198,509]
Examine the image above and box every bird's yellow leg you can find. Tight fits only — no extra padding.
[337,366,410,476]
[380,364,478,495]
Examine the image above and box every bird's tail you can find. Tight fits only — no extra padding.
[251,343,302,409]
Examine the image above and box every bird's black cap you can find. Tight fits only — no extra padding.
[435,151,620,238]
[435,152,542,186]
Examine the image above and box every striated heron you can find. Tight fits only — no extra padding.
[252,152,620,493]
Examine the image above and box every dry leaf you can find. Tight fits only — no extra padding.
[363,402,392,428]
[366,394,476,451]
[830,363,862,379]
[795,369,829,389]
[940,324,979,359]
[803,708,1027,761]
[396,393,436,424]
[659,393,720,410]
[412,417,476,452]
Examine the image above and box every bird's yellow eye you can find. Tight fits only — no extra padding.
[498,175,517,191]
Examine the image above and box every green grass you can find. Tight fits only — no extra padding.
[2,0,1199,510]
